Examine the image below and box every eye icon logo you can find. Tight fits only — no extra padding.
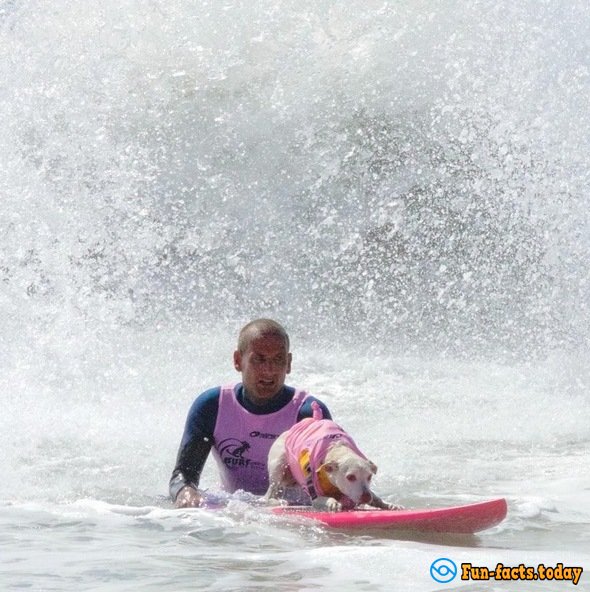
[430,558,457,583]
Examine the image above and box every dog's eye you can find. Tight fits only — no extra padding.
[346,475,357,482]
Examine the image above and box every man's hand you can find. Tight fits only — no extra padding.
[174,486,203,508]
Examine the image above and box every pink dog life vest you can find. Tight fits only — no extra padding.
[284,404,367,501]
[212,384,308,495]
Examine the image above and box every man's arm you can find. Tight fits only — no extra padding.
[169,436,212,507]
[169,388,220,507]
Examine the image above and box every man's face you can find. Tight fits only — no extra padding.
[233,334,292,404]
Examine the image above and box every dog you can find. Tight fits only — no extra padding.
[263,402,400,511]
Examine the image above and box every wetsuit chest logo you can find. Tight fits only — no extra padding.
[218,437,265,471]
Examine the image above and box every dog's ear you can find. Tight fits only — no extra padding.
[318,461,338,474]
[369,461,378,475]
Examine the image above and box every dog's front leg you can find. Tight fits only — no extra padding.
[368,492,404,510]
[263,434,291,506]
[262,480,287,506]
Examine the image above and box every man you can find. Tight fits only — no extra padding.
[170,318,331,508]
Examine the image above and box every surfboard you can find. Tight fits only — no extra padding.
[272,498,507,533]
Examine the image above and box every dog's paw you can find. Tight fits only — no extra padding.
[325,498,343,512]
[384,502,404,510]
[312,496,343,512]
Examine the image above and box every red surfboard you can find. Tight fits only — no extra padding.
[272,498,507,533]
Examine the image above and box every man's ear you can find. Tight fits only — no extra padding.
[233,350,242,372]
[286,352,292,374]
[369,461,378,475]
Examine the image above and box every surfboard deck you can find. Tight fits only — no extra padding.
[272,498,507,533]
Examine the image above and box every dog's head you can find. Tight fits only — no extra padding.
[319,447,378,507]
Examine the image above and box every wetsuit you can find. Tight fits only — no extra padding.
[169,383,331,500]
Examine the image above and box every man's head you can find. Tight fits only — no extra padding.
[233,319,292,404]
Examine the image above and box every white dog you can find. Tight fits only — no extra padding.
[264,403,399,512]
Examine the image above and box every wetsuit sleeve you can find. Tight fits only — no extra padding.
[298,396,332,421]
[169,387,220,501]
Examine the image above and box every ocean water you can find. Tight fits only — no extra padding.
[1,1,589,590]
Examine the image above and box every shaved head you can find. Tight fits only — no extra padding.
[237,319,290,354]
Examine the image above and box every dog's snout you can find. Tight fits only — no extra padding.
[360,491,372,504]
